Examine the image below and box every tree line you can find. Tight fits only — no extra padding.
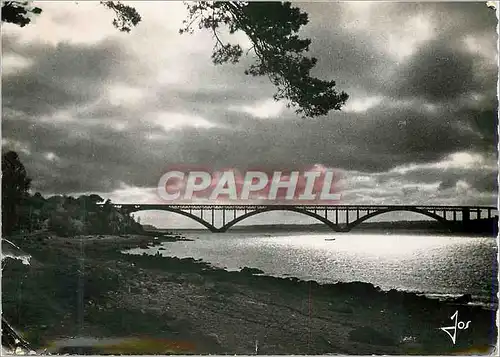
[2,151,143,237]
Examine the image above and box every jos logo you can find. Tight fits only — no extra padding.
[439,310,471,344]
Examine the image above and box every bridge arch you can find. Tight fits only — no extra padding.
[345,207,451,232]
[121,205,455,233]
[125,207,218,232]
[219,206,344,232]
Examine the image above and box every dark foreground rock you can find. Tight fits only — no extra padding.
[2,233,497,355]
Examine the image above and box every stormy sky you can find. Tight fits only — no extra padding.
[2,2,498,226]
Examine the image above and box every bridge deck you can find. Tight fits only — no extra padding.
[107,203,497,233]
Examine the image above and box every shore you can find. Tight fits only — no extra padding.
[2,232,497,354]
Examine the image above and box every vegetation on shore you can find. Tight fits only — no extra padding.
[2,151,143,238]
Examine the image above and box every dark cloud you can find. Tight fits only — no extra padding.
[438,178,456,191]
[2,111,173,193]
[304,25,388,96]
[2,36,128,116]
[388,36,498,105]
[2,91,495,195]
[456,106,498,153]
[295,4,394,96]
[375,163,497,195]
[300,2,497,102]
[390,40,475,102]
[426,2,498,36]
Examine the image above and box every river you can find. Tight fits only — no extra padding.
[124,231,498,307]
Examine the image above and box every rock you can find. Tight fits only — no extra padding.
[240,267,265,275]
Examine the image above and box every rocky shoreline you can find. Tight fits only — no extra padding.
[2,233,498,354]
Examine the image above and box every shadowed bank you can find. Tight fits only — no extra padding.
[2,233,497,355]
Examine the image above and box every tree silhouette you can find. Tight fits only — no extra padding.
[2,1,348,118]
[2,151,32,236]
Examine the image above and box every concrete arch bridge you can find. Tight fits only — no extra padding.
[112,204,497,233]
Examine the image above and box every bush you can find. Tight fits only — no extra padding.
[47,213,84,237]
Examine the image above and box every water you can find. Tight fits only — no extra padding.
[124,231,498,305]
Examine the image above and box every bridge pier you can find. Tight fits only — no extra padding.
[462,207,470,222]
[460,207,471,232]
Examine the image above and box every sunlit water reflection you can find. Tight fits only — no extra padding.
[124,232,497,304]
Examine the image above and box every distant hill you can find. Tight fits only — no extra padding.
[169,218,498,236]
[222,221,451,233]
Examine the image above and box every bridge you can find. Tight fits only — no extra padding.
[112,204,498,233]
